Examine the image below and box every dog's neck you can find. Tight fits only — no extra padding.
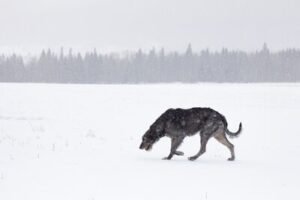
[149,129,165,142]
[158,132,165,139]
[155,130,165,140]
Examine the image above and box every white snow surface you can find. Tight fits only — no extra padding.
[0,83,299,200]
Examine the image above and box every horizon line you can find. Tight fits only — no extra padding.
[0,43,300,57]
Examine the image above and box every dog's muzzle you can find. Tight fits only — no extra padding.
[139,143,144,150]
[139,142,152,151]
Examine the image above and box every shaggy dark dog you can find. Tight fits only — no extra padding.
[139,107,242,161]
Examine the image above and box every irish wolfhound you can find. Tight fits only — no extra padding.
[139,107,242,161]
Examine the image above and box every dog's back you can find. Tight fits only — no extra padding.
[149,107,228,138]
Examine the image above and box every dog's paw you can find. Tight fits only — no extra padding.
[188,156,197,161]
[162,157,171,160]
[175,151,184,156]
[227,157,235,161]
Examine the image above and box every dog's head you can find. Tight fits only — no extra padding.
[139,130,157,151]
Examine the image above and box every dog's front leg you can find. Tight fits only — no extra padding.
[188,134,209,161]
[163,136,184,160]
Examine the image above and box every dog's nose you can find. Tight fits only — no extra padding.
[139,143,144,149]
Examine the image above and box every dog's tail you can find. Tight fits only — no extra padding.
[225,122,242,138]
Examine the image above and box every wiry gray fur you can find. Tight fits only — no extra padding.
[139,107,242,161]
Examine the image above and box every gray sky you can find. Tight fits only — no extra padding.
[0,0,300,54]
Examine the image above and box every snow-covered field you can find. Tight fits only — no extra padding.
[0,83,299,200]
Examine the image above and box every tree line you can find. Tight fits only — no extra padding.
[0,44,299,83]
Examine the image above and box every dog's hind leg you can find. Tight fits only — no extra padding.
[163,136,184,160]
[214,130,235,161]
[188,134,210,161]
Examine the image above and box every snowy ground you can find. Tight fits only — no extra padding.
[0,83,300,200]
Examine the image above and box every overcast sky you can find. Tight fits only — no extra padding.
[0,0,299,54]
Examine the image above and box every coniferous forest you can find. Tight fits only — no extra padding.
[1,44,299,83]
